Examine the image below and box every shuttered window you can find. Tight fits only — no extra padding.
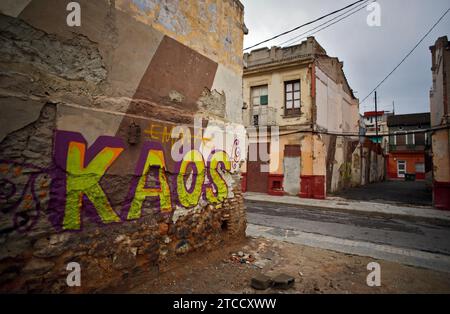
[251,85,268,106]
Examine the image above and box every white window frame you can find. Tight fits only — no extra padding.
[394,131,399,145]
[397,160,407,178]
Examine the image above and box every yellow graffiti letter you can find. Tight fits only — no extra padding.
[206,151,231,203]
[177,150,205,208]
[64,142,123,230]
[127,149,172,220]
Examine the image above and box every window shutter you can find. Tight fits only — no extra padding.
[260,95,268,105]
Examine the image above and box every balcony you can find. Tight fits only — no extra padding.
[249,106,278,127]
[389,144,426,152]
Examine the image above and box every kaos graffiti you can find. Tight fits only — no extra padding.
[1,128,237,232]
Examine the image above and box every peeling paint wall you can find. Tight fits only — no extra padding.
[429,36,450,210]
[0,0,246,292]
[315,58,383,194]
[243,67,313,128]
[315,61,359,133]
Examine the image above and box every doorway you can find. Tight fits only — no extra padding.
[397,160,406,178]
[283,145,301,195]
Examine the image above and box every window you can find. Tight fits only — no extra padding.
[395,132,406,146]
[415,163,425,173]
[251,85,268,106]
[397,160,406,178]
[406,132,415,145]
[415,132,425,146]
[285,80,301,115]
[389,134,396,145]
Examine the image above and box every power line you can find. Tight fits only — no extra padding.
[285,1,372,47]
[290,1,372,46]
[280,0,370,47]
[277,125,449,139]
[278,0,371,47]
[244,0,367,51]
[360,7,450,105]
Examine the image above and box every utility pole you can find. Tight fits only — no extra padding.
[375,91,379,141]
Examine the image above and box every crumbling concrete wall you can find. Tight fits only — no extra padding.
[315,57,383,194]
[0,0,246,293]
[361,141,385,185]
[429,36,450,210]
[325,136,384,194]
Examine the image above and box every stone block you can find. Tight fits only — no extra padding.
[251,274,273,290]
[272,273,295,290]
[159,223,169,235]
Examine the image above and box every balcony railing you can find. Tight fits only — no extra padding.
[250,106,278,127]
[389,144,426,152]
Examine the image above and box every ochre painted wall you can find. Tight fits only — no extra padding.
[243,66,313,128]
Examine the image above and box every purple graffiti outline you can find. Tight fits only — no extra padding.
[174,151,206,209]
[0,159,49,232]
[122,141,173,220]
[0,178,16,201]
[49,130,126,232]
[231,138,241,170]
[202,149,231,203]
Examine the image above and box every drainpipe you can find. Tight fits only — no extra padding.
[310,59,317,176]
[310,59,317,196]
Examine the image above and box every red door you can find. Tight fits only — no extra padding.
[246,143,269,193]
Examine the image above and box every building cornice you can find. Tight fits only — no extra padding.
[243,55,315,76]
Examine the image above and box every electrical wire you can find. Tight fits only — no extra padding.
[286,2,372,47]
[274,125,450,139]
[278,0,371,47]
[243,4,450,139]
[360,7,450,105]
[244,0,367,51]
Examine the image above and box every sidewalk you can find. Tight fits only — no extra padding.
[244,192,450,222]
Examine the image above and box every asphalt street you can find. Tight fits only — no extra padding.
[331,181,432,206]
[246,199,450,272]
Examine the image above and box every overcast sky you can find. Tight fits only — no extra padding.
[240,0,450,114]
